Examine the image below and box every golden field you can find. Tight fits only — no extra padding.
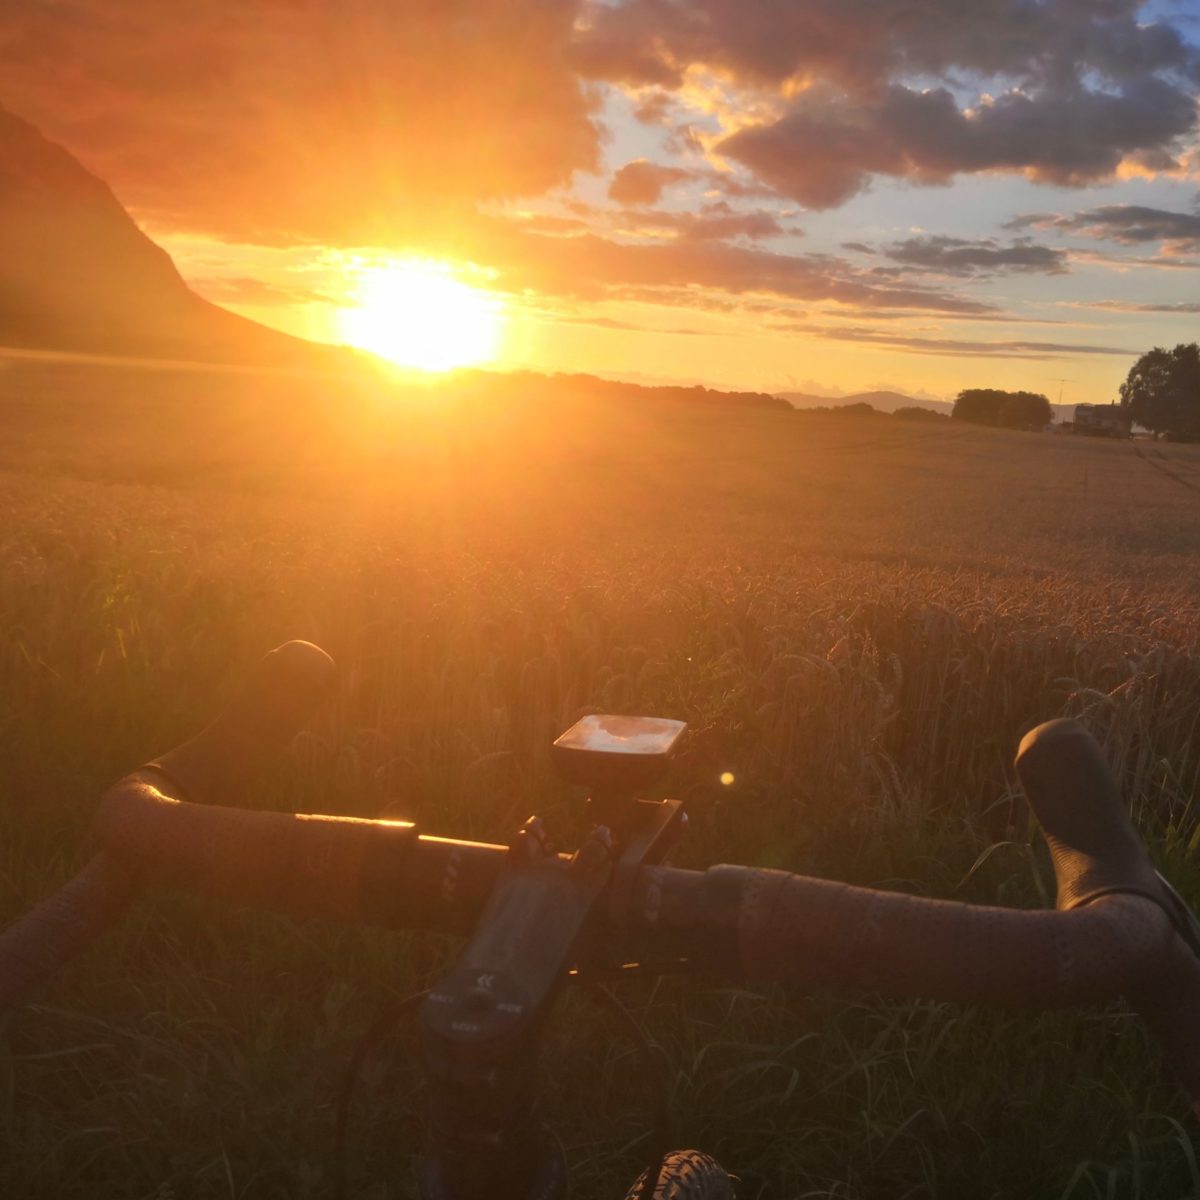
[3,354,1200,1199]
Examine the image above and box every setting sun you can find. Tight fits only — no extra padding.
[339,259,504,371]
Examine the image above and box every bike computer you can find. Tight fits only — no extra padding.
[550,714,687,791]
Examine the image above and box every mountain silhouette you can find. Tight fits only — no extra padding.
[0,103,340,366]
[777,389,954,414]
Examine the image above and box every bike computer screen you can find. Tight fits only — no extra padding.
[551,714,687,790]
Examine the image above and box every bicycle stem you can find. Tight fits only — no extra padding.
[418,801,686,1200]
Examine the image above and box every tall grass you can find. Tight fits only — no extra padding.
[3,358,1200,1197]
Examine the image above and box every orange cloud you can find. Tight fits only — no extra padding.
[0,0,599,245]
[609,159,691,205]
[468,221,996,314]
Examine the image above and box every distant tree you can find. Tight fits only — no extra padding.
[1119,343,1200,441]
[999,392,1052,429]
[951,388,999,425]
[536,372,793,411]
[795,401,878,416]
[893,406,949,421]
[952,388,1051,430]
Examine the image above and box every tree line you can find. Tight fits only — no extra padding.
[947,343,1199,440]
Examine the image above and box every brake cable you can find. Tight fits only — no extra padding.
[576,977,673,1200]
[332,989,427,1200]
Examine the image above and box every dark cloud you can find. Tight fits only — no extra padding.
[806,327,1137,358]
[612,290,1056,324]
[1029,204,1200,249]
[1002,212,1060,231]
[576,2,1197,205]
[609,159,692,205]
[718,79,1197,208]
[700,171,778,201]
[0,0,599,244]
[1076,299,1200,313]
[881,234,1069,275]
[473,222,997,313]
[572,0,1194,93]
[717,88,899,208]
[810,308,1070,324]
[1071,247,1200,270]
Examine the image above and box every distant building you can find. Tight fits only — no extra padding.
[1073,403,1132,438]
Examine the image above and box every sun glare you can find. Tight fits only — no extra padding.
[339,259,504,371]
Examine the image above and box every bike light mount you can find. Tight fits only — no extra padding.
[552,714,687,832]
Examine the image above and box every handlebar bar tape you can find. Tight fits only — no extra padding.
[96,779,509,933]
[0,855,136,1010]
[98,778,419,920]
[1133,934,1200,1118]
[631,865,1173,1006]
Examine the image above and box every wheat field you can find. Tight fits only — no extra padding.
[3,355,1200,1199]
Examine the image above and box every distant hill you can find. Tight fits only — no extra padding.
[529,371,790,411]
[0,103,347,368]
[778,389,954,415]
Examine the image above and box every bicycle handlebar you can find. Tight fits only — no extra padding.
[89,779,1173,1005]
[97,776,505,932]
[2,642,1198,1115]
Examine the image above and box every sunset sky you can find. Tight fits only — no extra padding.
[3,1,1199,401]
